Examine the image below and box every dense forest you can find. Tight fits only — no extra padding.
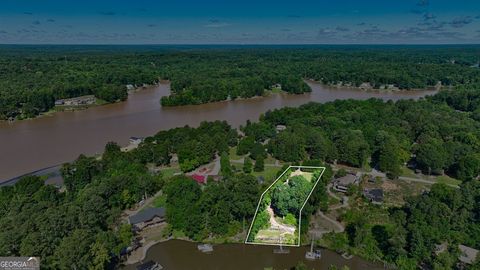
[1,45,479,119]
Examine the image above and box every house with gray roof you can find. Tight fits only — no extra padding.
[128,207,166,230]
[363,188,384,204]
[333,174,358,193]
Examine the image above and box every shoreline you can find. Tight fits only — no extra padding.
[305,79,444,93]
[161,80,440,109]
[1,83,160,123]
[2,80,440,123]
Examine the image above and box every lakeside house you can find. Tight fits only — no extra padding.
[333,174,358,193]
[363,188,384,204]
[128,207,166,230]
[129,137,144,145]
[55,95,96,106]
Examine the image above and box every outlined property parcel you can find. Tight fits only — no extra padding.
[245,165,325,247]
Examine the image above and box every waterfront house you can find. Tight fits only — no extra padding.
[363,188,383,204]
[128,207,166,230]
[333,174,358,193]
[129,137,144,145]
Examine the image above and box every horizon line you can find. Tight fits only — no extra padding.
[1,43,480,46]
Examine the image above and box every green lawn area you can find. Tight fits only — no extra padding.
[436,175,462,186]
[151,193,167,208]
[264,155,278,165]
[229,146,246,161]
[160,167,181,178]
[400,166,418,178]
[251,166,281,183]
[400,166,461,186]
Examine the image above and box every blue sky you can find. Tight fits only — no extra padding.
[0,0,479,44]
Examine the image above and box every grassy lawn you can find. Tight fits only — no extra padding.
[264,155,278,165]
[229,146,246,161]
[160,167,181,178]
[401,166,461,187]
[436,175,462,186]
[151,193,167,208]
[269,87,283,93]
[251,166,281,183]
[400,166,419,178]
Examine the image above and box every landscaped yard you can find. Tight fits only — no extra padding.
[246,166,325,246]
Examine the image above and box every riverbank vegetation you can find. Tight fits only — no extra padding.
[1,45,479,119]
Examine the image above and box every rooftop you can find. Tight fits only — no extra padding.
[364,188,384,203]
[128,207,166,225]
[335,174,357,186]
[191,174,206,184]
[459,244,479,265]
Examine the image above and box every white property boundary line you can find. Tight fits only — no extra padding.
[244,165,326,247]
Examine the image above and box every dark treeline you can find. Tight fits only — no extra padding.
[1,45,479,119]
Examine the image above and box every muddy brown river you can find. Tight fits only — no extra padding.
[0,82,436,182]
[121,240,383,270]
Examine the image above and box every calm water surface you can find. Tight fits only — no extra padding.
[122,240,384,270]
[0,82,436,181]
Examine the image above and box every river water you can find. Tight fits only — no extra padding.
[0,82,436,182]
[122,240,383,270]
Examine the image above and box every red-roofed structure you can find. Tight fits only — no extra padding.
[191,174,206,184]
